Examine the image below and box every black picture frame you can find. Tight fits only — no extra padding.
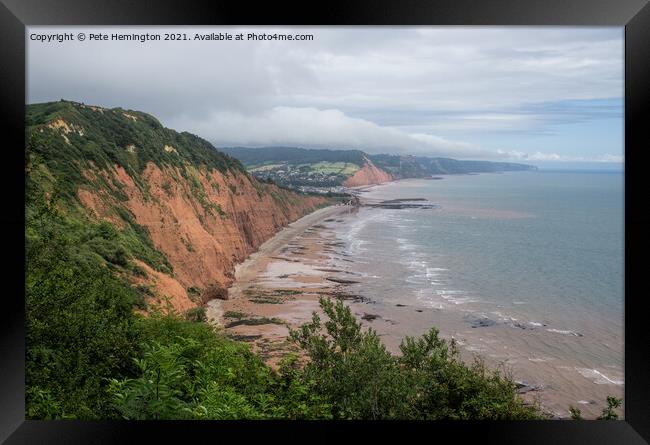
[1,0,648,443]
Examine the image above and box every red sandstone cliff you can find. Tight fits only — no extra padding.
[343,158,393,187]
[78,163,328,312]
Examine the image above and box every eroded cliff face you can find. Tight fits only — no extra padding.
[343,158,393,187]
[27,100,330,314]
[78,162,328,312]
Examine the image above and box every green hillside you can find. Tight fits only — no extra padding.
[222,146,537,188]
[371,154,537,176]
[27,100,243,200]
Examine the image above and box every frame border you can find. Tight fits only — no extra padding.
[1,0,648,443]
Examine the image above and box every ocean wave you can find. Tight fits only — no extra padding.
[450,299,476,305]
[439,293,477,305]
[575,368,624,385]
[486,311,551,330]
[394,233,422,252]
[407,260,428,269]
[339,213,377,254]
[405,277,426,285]
[426,267,448,279]
[348,238,366,255]
[417,296,446,310]
[546,328,583,337]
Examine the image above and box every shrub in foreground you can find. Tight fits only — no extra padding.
[107,311,331,420]
[108,298,542,420]
[290,297,543,420]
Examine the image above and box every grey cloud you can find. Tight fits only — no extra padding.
[27,26,623,161]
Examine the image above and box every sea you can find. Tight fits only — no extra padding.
[329,170,624,418]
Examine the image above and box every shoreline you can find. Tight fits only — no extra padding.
[206,184,562,410]
[205,203,358,364]
[205,177,622,419]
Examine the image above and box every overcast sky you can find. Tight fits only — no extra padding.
[27,27,624,167]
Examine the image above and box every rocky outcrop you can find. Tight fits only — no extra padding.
[343,158,393,187]
[78,162,327,312]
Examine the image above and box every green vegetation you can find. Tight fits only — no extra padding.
[290,297,542,420]
[569,396,623,421]
[249,163,286,172]
[26,189,144,419]
[184,307,207,323]
[104,297,549,420]
[222,146,536,189]
[223,311,249,319]
[182,167,227,218]
[186,286,202,304]
[250,297,285,304]
[244,288,300,304]
[107,315,332,420]
[27,154,173,277]
[181,237,195,252]
[598,396,623,420]
[370,154,536,177]
[222,148,367,188]
[161,181,173,197]
[27,101,243,198]
[224,317,285,329]
[301,161,360,176]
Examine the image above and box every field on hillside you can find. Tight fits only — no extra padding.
[301,162,360,175]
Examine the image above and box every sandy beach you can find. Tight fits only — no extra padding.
[206,203,368,366]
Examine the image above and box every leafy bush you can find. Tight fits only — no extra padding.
[184,307,207,322]
[597,396,622,420]
[399,330,539,420]
[569,406,584,420]
[290,297,541,420]
[26,194,141,419]
[107,313,331,420]
[568,396,622,421]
